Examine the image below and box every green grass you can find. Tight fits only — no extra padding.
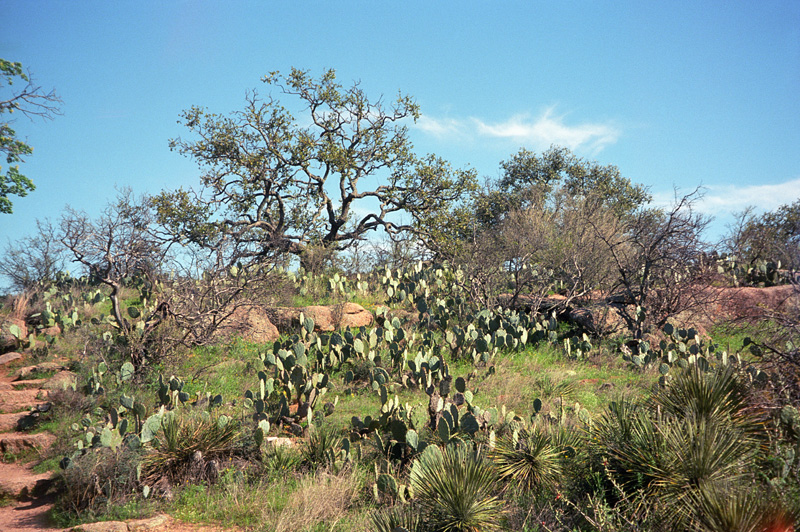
[166,338,263,402]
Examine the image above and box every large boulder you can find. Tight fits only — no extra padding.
[268,303,373,334]
[214,305,280,344]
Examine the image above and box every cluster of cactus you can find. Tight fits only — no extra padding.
[564,332,593,360]
[248,330,331,428]
[747,258,785,287]
[373,456,414,503]
[157,374,196,407]
[402,349,449,391]
[34,279,107,333]
[711,253,790,287]
[622,322,770,386]
[84,360,135,395]
[444,308,558,363]
[63,371,168,465]
[770,405,800,485]
[291,269,373,300]
[381,262,471,324]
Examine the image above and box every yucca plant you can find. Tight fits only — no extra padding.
[592,398,667,494]
[651,364,760,432]
[689,482,793,532]
[491,428,561,493]
[371,503,427,532]
[264,442,302,479]
[592,365,768,529]
[141,411,240,484]
[410,444,503,532]
[301,423,343,471]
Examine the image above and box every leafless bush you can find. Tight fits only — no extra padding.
[157,242,293,347]
[591,189,717,338]
[0,218,66,292]
[60,189,164,337]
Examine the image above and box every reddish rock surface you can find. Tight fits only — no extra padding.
[214,305,281,344]
[268,302,373,333]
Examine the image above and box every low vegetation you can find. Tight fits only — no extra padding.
[1,68,798,531]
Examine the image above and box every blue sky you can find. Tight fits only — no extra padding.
[2,1,799,247]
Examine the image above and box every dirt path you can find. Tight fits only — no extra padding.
[0,353,62,531]
[0,353,244,532]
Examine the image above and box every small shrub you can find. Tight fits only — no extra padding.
[372,503,427,532]
[263,443,303,480]
[301,423,344,471]
[272,467,362,532]
[56,446,143,519]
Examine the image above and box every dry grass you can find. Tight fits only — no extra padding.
[10,291,31,320]
[272,467,362,532]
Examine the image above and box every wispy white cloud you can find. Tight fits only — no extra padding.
[416,106,621,153]
[652,178,800,215]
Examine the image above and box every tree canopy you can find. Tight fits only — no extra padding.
[0,59,61,214]
[728,200,800,271]
[154,68,476,268]
[475,146,651,230]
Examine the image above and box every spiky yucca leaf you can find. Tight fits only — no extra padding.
[410,445,502,532]
[371,503,426,532]
[690,482,793,532]
[141,412,239,483]
[491,428,561,492]
[651,364,760,433]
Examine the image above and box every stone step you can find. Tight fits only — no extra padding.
[0,431,56,455]
[0,461,54,500]
[69,514,171,531]
[12,362,68,380]
[0,389,44,413]
[0,351,23,367]
[0,411,29,432]
[11,378,48,389]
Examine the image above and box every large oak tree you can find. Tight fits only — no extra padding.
[155,68,476,270]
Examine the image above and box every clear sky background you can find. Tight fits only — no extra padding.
[2,1,799,248]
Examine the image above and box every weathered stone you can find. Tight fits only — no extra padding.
[268,302,373,333]
[0,318,26,350]
[0,432,56,455]
[214,305,280,344]
[71,521,129,532]
[0,411,27,432]
[0,462,53,500]
[13,361,68,380]
[265,436,294,447]
[0,351,23,367]
[42,370,78,390]
[568,305,626,336]
[127,513,170,531]
[40,324,62,337]
[0,389,42,413]
[12,378,47,389]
